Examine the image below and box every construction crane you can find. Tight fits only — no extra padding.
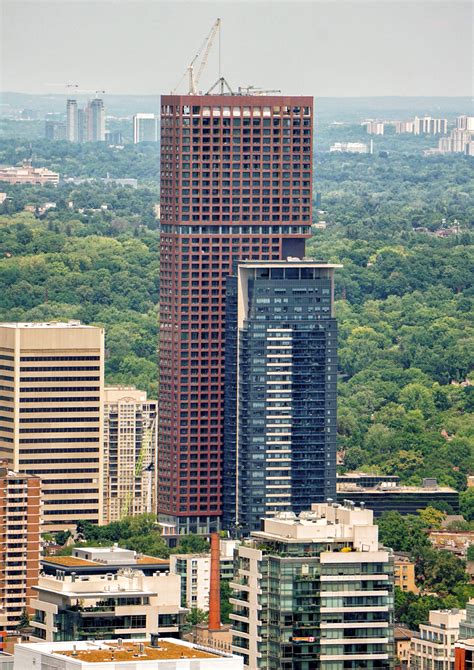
[237,86,281,96]
[172,18,221,95]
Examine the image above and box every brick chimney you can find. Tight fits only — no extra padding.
[208,532,221,631]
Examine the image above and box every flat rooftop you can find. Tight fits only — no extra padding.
[44,554,168,567]
[58,641,219,662]
[337,484,458,493]
[0,320,94,329]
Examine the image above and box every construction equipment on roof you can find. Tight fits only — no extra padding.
[172,18,221,95]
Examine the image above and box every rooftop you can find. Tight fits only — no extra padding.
[14,638,239,666]
[57,640,218,662]
[0,320,95,329]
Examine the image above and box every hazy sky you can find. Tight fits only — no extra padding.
[1,0,472,97]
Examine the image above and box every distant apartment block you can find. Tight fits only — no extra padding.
[413,116,448,135]
[364,120,384,135]
[66,99,78,142]
[30,568,186,642]
[133,113,159,143]
[0,321,104,532]
[0,163,59,185]
[330,141,370,153]
[45,120,66,141]
[0,464,41,633]
[395,121,415,134]
[230,502,394,670]
[456,115,474,131]
[409,609,465,670]
[438,128,473,154]
[65,98,105,143]
[103,386,157,524]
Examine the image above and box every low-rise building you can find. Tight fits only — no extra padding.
[429,530,474,557]
[329,142,369,153]
[13,638,241,670]
[0,163,59,185]
[394,626,412,669]
[30,568,187,642]
[337,478,459,516]
[394,553,419,594]
[409,609,465,670]
[231,502,394,669]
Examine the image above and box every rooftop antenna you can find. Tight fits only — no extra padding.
[172,18,221,94]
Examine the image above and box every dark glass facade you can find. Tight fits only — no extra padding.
[223,263,338,533]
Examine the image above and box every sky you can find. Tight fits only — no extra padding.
[1,0,472,97]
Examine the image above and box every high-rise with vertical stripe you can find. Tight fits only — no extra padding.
[158,94,313,532]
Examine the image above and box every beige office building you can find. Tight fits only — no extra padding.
[0,321,104,532]
[103,386,158,524]
[409,608,465,669]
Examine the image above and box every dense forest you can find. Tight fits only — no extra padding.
[0,143,472,488]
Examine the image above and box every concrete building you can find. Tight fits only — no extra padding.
[66,99,78,142]
[0,321,104,532]
[133,113,159,143]
[330,142,369,153]
[336,478,459,516]
[159,93,313,534]
[30,569,187,642]
[170,539,239,610]
[223,261,340,533]
[230,502,394,669]
[409,609,465,670]
[393,553,418,594]
[13,638,242,670]
[413,116,448,135]
[103,387,157,524]
[41,545,170,578]
[0,164,59,185]
[0,464,41,633]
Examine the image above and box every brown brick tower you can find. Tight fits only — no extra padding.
[158,94,313,532]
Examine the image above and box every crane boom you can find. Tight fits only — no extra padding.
[194,18,220,91]
[172,18,221,95]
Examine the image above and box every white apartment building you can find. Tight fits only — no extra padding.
[170,539,239,610]
[456,115,474,132]
[409,609,465,670]
[414,116,448,135]
[29,569,187,642]
[103,386,158,523]
[13,638,242,670]
[231,502,394,670]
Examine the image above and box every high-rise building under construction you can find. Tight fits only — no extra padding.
[158,94,314,532]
